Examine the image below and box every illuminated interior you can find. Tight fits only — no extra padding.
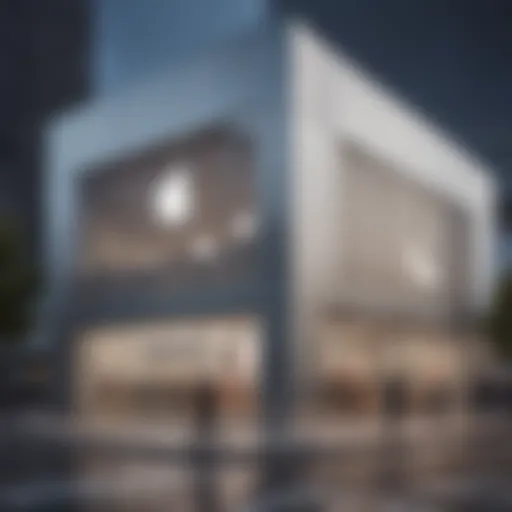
[314,316,466,417]
[340,143,470,315]
[79,127,259,286]
[75,315,262,422]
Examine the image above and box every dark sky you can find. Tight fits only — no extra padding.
[5,0,510,183]
[96,0,512,186]
[285,0,512,183]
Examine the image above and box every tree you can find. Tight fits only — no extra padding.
[487,269,512,361]
[0,215,37,344]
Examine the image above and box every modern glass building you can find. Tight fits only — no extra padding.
[43,0,496,426]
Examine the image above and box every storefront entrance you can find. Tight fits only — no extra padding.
[74,315,262,425]
[315,317,468,418]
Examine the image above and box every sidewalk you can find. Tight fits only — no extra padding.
[1,411,511,511]
[12,410,485,447]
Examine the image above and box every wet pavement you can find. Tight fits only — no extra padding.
[0,412,511,511]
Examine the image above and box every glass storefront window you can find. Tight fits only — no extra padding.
[75,315,262,423]
[78,126,259,289]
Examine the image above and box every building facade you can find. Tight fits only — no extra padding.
[44,2,496,425]
[0,0,89,248]
[0,0,90,409]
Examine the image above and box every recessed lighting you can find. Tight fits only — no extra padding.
[231,211,258,240]
[190,234,219,262]
[402,245,441,290]
[150,165,194,226]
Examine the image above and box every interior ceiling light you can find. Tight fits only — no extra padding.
[231,211,258,240]
[190,234,219,263]
[402,244,441,291]
[150,164,194,226]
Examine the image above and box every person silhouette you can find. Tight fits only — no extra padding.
[192,378,219,512]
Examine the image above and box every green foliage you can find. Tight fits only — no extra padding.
[0,216,37,342]
[488,270,512,361]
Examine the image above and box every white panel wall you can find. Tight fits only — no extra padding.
[288,21,344,397]
[288,20,497,319]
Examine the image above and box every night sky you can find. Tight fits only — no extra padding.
[96,0,512,186]
[3,0,511,196]
[284,0,512,185]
